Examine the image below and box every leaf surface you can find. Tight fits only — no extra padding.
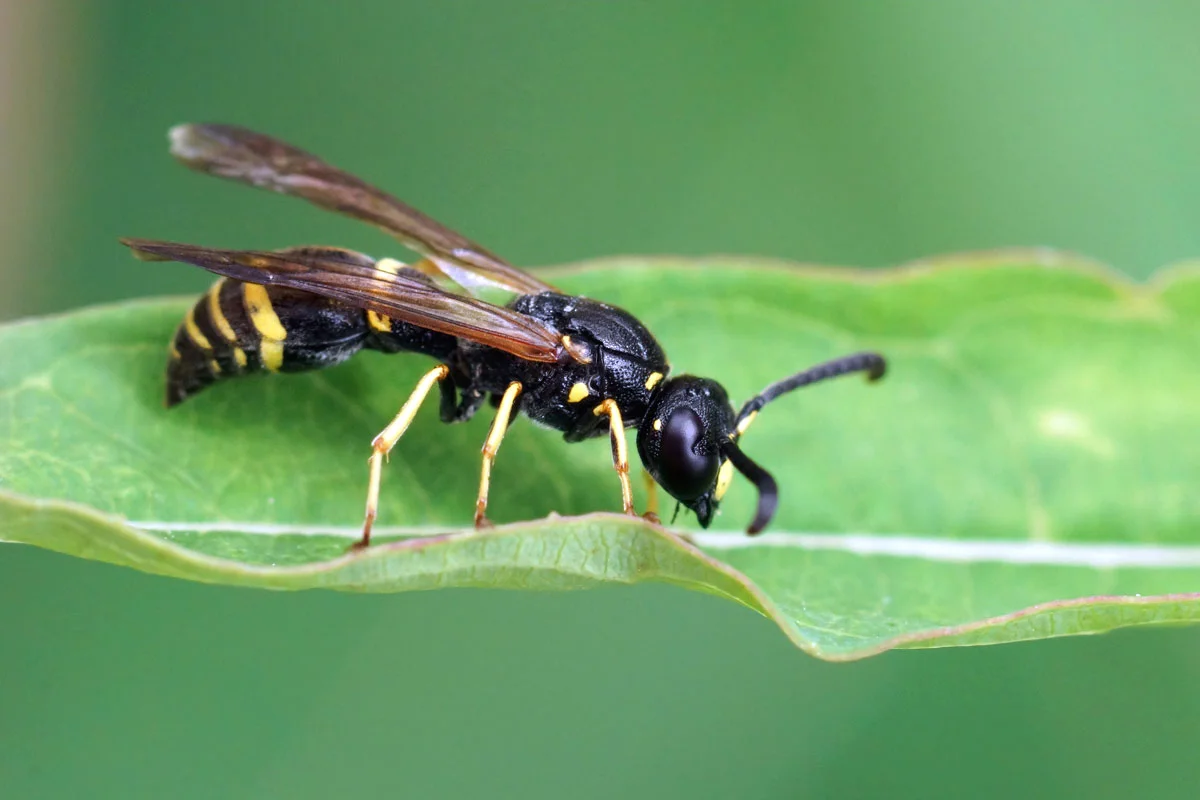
[3,252,1199,659]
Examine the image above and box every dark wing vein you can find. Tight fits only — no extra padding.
[167,123,558,297]
[121,238,563,362]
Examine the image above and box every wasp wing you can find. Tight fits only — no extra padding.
[166,123,558,297]
[121,238,563,363]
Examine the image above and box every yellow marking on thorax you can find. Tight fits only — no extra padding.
[169,342,181,360]
[367,310,393,332]
[652,418,662,432]
[207,279,237,342]
[376,257,404,276]
[714,459,734,501]
[644,372,664,391]
[233,348,248,368]
[243,284,287,371]
[567,382,589,403]
[209,358,222,376]
[561,335,592,363]
[184,306,212,350]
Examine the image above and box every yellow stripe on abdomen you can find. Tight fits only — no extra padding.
[207,279,238,342]
[184,306,212,350]
[243,284,287,371]
[259,340,284,371]
[243,284,287,340]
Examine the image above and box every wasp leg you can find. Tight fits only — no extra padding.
[474,381,523,527]
[593,399,635,516]
[438,378,488,424]
[451,387,488,424]
[641,469,661,524]
[357,364,450,549]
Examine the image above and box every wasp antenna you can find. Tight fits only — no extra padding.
[735,351,885,428]
[720,440,778,535]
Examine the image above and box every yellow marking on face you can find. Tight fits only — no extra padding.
[209,358,222,376]
[169,342,181,360]
[652,418,662,432]
[207,280,237,342]
[714,458,734,501]
[644,371,664,391]
[184,307,211,350]
[260,340,285,372]
[367,310,393,332]
[736,410,758,437]
[567,382,589,403]
[376,257,404,276]
[233,347,247,368]
[243,284,288,341]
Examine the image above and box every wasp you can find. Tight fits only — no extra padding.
[120,124,886,548]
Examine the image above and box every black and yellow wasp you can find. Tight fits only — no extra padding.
[122,124,885,548]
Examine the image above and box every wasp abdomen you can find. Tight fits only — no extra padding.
[166,279,368,406]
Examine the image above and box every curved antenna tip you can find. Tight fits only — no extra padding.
[721,440,778,535]
[866,354,887,382]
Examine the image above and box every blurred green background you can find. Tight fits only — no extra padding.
[3,2,1200,797]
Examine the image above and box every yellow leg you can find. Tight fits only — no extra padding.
[593,399,635,515]
[474,381,523,527]
[641,469,660,523]
[357,364,450,549]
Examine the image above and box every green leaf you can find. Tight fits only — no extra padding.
[3,252,1200,660]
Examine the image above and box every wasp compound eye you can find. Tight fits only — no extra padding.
[658,407,721,501]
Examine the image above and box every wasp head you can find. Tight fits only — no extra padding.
[637,376,777,533]
[635,352,886,534]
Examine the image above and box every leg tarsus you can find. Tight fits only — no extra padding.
[594,399,635,515]
[437,378,458,422]
[474,381,523,528]
[641,468,660,523]
[354,364,448,550]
